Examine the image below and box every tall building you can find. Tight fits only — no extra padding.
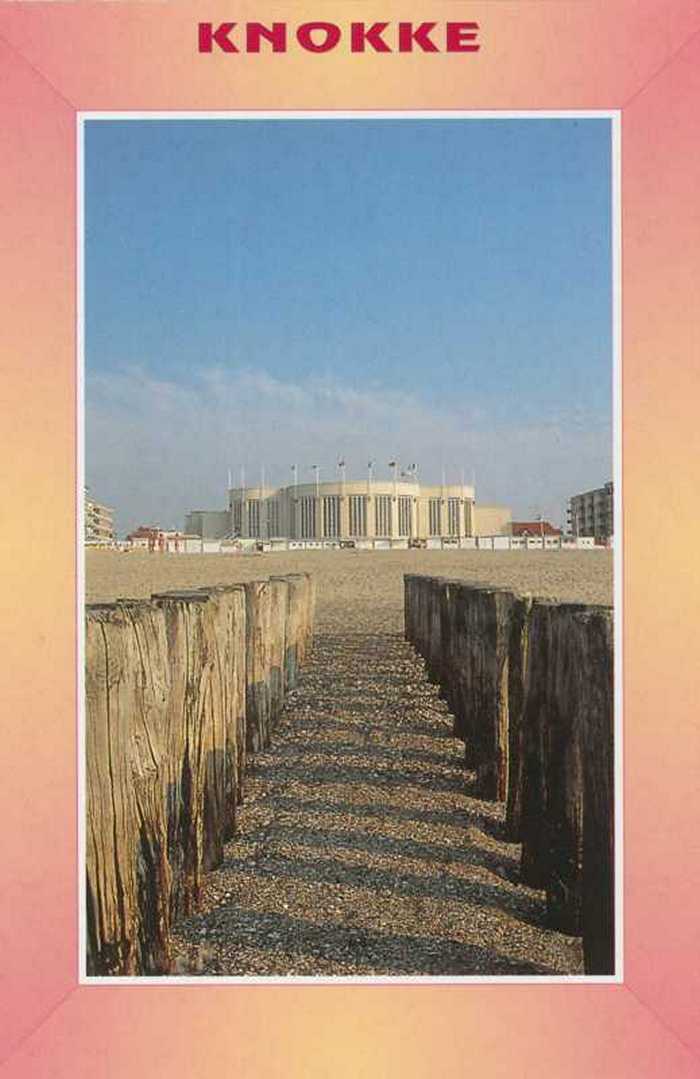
[85,492,115,545]
[567,482,613,541]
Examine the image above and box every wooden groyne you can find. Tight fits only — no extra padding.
[404,575,615,975]
[85,573,315,976]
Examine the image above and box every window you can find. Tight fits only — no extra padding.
[300,496,316,539]
[267,499,280,537]
[398,496,412,537]
[349,495,367,537]
[247,499,260,537]
[375,495,392,536]
[447,498,461,536]
[429,498,441,536]
[322,496,340,538]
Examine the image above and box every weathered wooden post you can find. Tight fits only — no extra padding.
[520,600,557,890]
[579,607,615,974]
[405,575,432,663]
[244,580,273,753]
[273,573,302,691]
[438,581,472,748]
[504,593,533,841]
[272,573,314,693]
[473,587,519,802]
[227,586,248,810]
[196,585,247,829]
[436,579,465,724]
[268,576,289,726]
[425,577,444,683]
[404,574,421,653]
[152,591,225,911]
[85,600,171,976]
[543,603,587,934]
[519,600,609,936]
[415,575,436,661]
[403,574,419,647]
[444,583,516,799]
[301,571,316,665]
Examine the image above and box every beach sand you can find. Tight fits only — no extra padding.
[86,547,613,635]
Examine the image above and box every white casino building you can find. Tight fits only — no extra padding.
[186,473,478,544]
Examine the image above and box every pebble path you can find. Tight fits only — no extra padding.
[171,630,583,978]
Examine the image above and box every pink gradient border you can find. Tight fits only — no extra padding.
[1,3,699,1075]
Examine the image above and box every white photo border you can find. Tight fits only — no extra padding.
[77,109,623,986]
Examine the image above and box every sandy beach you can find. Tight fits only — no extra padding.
[87,548,613,635]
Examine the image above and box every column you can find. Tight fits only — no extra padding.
[339,494,349,539]
[465,499,473,537]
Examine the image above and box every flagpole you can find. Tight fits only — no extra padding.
[390,460,397,496]
[240,464,246,539]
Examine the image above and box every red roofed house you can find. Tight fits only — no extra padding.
[510,520,562,538]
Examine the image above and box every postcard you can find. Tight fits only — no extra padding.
[1,2,698,1076]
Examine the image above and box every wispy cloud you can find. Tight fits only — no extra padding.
[86,366,612,533]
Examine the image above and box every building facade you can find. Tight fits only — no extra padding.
[85,493,115,545]
[567,482,614,541]
[184,510,232,540]
[472,504,512,537]
[126,526,209,553]
[188,478,478,542]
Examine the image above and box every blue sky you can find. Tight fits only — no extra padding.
[85,118,613,533]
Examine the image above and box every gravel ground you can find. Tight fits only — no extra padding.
[87,548,608,977]
[169,631,584,978]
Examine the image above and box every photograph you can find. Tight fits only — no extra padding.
[83,115,616,980]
